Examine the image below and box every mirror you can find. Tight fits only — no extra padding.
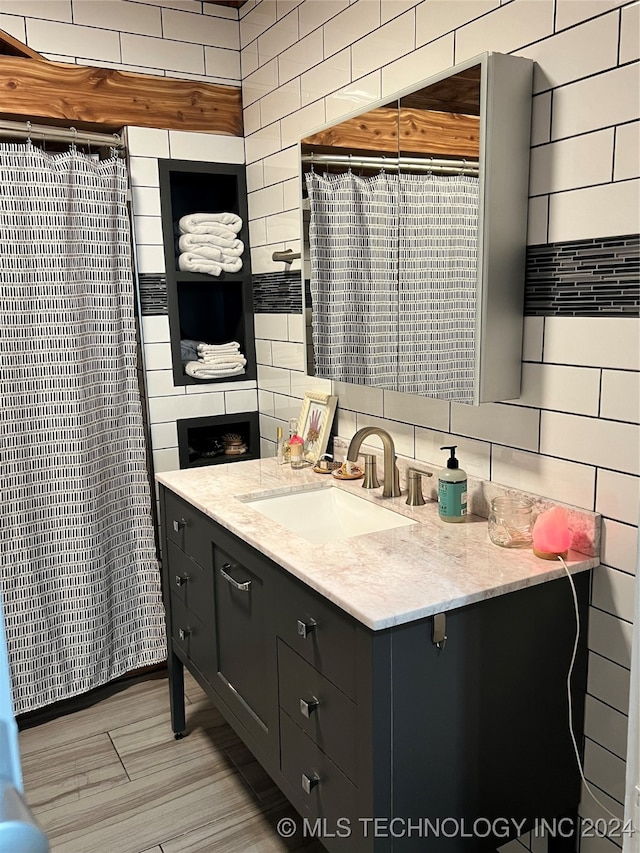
[300,52,532,405]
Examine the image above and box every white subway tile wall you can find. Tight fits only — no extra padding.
[238,0,639,832]
[7,0,241,85]
[14,0,639,837]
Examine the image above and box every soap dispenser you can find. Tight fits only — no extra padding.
[438,446,467,523]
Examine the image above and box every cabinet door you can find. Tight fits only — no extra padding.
[212,541,276,757]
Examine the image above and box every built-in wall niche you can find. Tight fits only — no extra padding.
[165,169,242,274]
[158,159,256,387]
[177,412,259,469]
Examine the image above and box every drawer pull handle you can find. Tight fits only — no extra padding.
[178,627,190,641]
[175,574,189,587]
[172,519,186,533]
[220,564,251,592]
[301,773,319,794]
[297,619,316,639]
[299,697,319,718]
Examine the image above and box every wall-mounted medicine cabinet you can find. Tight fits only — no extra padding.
[300,52,533,405]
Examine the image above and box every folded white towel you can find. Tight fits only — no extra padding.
[179,233,244,255]
[178,252,242,275]
[179,212,242,235]
[197,341,241,354]
[184,360,246,379]
[199,354,247,367]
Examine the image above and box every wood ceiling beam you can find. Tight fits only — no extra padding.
[0,54,243,136]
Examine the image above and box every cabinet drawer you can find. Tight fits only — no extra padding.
[278,640,358,784]
[171,594,215,685]
[280,711,358,826]
[168,540,213,627]
[275,574,358,700]
[163,489,212,568]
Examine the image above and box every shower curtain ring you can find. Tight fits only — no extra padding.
[26,121,32,145]
[70,126,78,151]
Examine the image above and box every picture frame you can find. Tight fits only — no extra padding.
[297,391,338,464]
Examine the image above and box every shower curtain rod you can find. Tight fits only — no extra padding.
[302,153,479,174]
[0,118,124,149]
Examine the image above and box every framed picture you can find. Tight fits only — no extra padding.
[297,391,338,463]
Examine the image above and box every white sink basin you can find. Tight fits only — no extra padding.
[241,485,416,546]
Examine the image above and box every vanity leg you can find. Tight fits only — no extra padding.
[547,810,579,853]
[168,650,186,738]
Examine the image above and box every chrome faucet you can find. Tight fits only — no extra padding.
[346,427,401,498]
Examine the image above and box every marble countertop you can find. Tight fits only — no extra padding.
[156,458,599,631]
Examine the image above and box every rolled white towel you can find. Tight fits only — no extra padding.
[185,360,246,379]
[178,245,245,269]
[179,212,242,235]
[178,252,242,275]
[182,244,224,263]
[178,254,221,276]
[179,233,244,256]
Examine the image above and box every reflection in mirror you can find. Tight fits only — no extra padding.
[301,68,482,402]
[300,53,532,405]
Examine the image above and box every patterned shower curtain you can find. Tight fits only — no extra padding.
[306,171,479,401]
[306,171,399,389]
[0,142,166,715]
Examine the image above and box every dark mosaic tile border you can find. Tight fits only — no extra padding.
[137,234,639,317]
[252,271,306,313]
[524,234,639,316]
[138,274,168,316]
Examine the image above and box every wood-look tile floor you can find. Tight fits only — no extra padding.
[18,671,324,853]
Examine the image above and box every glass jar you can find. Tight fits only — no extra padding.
[488,496,533,548]
[290,436,306,469]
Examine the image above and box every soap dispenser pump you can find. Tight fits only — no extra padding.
[438,445,467,523]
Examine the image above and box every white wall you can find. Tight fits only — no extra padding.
[240,1,639,849]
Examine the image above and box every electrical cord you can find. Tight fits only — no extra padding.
[559,554,619,819]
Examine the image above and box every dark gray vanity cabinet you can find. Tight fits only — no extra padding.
[160,485,590,853]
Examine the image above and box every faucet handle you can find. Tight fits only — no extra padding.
[359,453,380,489]
[406,468,433,506]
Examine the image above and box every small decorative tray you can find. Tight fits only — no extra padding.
[331,464,363,480]
[312,460,341,474]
